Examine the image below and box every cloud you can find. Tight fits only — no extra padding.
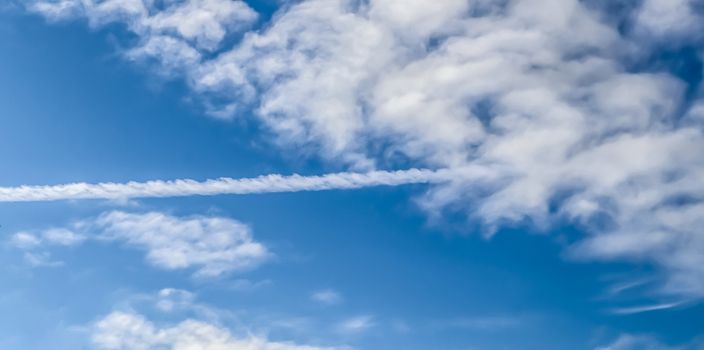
[595,333,703,350]
[9,228,86,267]
[92,311,339,350]
[25,0,704,303]
[311,289,343,306]
[154,288,196,313]
[9,232,42,249]
[335,315,374,335]
[41,228,86,246]
[91,288,343,350]
[10,228,85,248]
[22,251,64,268]
[608,301,689,315]
[632,0,704,41]
[0,168,455,202]
[88,211,269,277]
[10,211,269,277]
[30,0,257,48]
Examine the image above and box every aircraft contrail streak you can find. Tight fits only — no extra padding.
[0,168,457,202]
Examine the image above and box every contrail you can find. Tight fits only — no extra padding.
[0,168,456,202]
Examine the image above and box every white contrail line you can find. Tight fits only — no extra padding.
[0,168,455,202]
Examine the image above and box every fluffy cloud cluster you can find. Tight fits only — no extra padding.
[93,310,337,350]
[89,211,269,277]
[11,211,269,277]
[28,0,704,301]
[32,0,257,67]
[88,287,345,350]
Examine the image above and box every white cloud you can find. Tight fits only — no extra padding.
[145,0,257,50]
[633,0,704,41]
[9,232,42,249]
[25,0,704,303]
[88,288,351,350]
[92,311,336,350]
[311,289,343,306]
[595,333,701,350]
[22,251,64,268]
[368,0,468,41]
[10,211,269,277]
[30,0,257,48]
[335,315,374,335]
[127,34,202,71]
[89,211,269,277]
[10,228,85,248]
[9,228,86,268]
[42,228,86,246]
[608,301,687,315]
[154,288,196,313]
[0,168,453,202]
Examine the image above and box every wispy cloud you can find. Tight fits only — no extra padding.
[311,289,343,306]
[608,301,689,315]
[22,251,63,268]
[154,288,196,313]
[601,277,653,298]
[335,315,375,335]
[0,168,454,202]
[595,333,701,350]
[9,232,42,249]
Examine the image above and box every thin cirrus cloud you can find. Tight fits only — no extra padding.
[608,301,690,316]
[154,288,197,313]
[24,0,704,304]
[10,211,270,277]
[335,315,375,335]
[311,289,343,306]
[595,333,702,350]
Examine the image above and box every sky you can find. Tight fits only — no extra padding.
[0,0,704,349]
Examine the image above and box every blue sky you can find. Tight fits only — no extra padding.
[1,1,704,349]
